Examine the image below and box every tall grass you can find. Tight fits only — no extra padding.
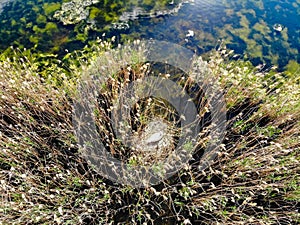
[0,42,299,224]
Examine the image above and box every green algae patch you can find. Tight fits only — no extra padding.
[43,2,61,16]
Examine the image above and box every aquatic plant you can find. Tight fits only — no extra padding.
[0,0,186,59]
[0,0,299,72]
[0,41,299,224]
[53,0,100,25]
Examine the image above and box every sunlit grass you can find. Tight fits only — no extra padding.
[0,42,299,224]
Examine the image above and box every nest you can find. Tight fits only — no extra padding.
[93,63,194,166]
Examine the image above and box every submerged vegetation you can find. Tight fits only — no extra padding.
[0,0,299,70]
[123,0,300,70]
[0,0,183,56]
[0,40,299,224]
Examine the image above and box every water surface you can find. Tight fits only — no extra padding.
[0,0,299,69]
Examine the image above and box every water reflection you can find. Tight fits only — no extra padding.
[0,0,12,13]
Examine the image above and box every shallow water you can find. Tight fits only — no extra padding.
[121,0,300,68]
[0,0,299,69]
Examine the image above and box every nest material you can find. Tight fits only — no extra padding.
[95,63,185,165]
[130,117,178,166]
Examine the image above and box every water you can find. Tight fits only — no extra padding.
[0,0,299,69]
[122,0,300,69]
[0,0,12,13]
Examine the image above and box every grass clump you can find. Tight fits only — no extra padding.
[0,42,299,224]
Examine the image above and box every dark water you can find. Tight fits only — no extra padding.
[121,0,300,69]
[0,0,299,69]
